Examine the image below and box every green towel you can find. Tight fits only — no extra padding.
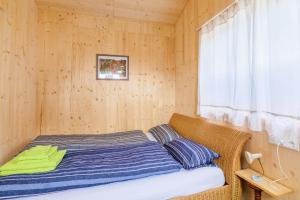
[16,145,56,160]
[16,147,58,163]
[0,147,66,176]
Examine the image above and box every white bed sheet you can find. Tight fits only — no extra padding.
[20,167,225,200]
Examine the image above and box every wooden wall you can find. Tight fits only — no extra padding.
[38,6,175,134]
[175,0,232,116]
[0,0,40,164]
[175,0,300,199]
[36,0,188,24]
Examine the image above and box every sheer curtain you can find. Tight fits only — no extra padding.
[198,0,300,150]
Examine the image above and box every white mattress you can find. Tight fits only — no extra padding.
[20,167,225,200]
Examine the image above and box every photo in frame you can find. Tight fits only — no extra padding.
[96,54,129,80]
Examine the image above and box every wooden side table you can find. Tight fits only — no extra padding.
[247,183,262,200]
[235,169,292,200]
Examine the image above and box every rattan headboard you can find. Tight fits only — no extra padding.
[169,113,251,200]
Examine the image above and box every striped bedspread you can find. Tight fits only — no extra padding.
[0,138,181,199]
[25,130,149,150]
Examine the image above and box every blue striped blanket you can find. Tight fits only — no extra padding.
[25,130,149,150]
[0,141,181,199]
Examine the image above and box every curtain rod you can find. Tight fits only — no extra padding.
[196,0,239,31]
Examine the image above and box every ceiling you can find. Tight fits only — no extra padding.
[36,0,188,24]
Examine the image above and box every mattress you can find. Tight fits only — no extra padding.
[18,166,225,200]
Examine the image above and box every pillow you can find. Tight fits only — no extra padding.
[164,138,220,169]
[148,124,181,144]
[145,132,157,142]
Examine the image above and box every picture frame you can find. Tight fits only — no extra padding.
[96,54,129,80]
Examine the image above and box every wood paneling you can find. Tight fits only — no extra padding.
[175,0,300,199]
[243,132,300,200]
[175,0,198,117]
[0,0,40,164]
[36,0,188,24]
[38,6,175,134]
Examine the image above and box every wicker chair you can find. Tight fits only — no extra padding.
[169,113,251,200]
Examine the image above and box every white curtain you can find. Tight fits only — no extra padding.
[198,0,300,150]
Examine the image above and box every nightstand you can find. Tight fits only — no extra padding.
[235,169,292,200]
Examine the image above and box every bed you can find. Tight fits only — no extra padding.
[169,114,250,200]
[15,167,225,200]
[0,114,250,200]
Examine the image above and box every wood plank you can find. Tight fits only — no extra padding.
[0,0,4,11]
[0,0,40,164]
[35,0,188,24]
[235,169,292,197]
[38,6,175,134]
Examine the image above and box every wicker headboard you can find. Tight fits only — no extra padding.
[169,113,251,200]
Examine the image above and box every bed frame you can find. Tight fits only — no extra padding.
[169,113,251,200]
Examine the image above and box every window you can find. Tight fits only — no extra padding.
[198,0,300,150]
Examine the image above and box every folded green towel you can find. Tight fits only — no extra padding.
[19,147,58,163]
[16,145,56,160]
[2,149,66,170]
[0,147,66,176]
[0,166,57,176]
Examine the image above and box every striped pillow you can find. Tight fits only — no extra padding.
[164,138,220,169]
[148,124,181,144]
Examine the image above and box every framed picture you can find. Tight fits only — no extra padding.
[96,54,129,80]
